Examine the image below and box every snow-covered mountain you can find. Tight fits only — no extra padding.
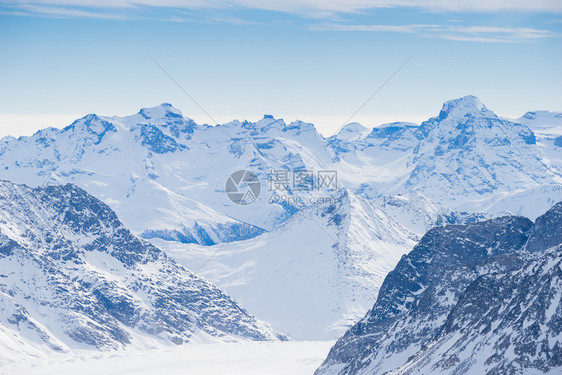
[333,96,562,218]
[0,95,560,346]
[406,97,556,208]
[157,189,492,341]
[0,105,274,245]
[316,201,562,375]
[516,110,562,136]
[156,189,418,340]
[0,180,284,361]
[514,110,562,189]
[0,96,560,248]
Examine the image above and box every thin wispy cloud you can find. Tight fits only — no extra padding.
[311,23,440,33]
[2,0,562,19]
[11,4,131,19]
[450,26,552,39]
[313,23,558,43]
[1,1,560,44]
[210,16,259,26]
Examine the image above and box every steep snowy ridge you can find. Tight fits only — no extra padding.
[316,201,562,375]
[157,189,418,340]
[0,180,283,362]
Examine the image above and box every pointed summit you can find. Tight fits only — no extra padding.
[416,95,499,138]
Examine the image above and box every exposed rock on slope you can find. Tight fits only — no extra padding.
[0,180,284,358]
[316,202,562,375]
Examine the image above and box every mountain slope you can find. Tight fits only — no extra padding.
[316,202,562,375]
[515,110,562,184]
[516,110,562,136]
[157,189,418,340]
[0,180,283,359]
[391,244,562,375]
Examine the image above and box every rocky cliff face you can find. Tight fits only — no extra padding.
[0,180,284,356]
[316,202,562,375]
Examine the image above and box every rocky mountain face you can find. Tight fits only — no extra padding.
[316,202,562,375]
[0,97,560,247]
[0,180,284,358]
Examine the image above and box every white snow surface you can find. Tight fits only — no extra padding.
[0,340,334,375]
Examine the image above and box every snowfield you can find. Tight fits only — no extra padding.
[1,340,334,375]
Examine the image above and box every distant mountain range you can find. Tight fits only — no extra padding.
[0,180,284,361]
[316,201,562,375]
[0,96,560,247]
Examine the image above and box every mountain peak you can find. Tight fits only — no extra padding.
[341,122,367,132]
[438,95,495,120]
[138,103,183,120]
[254,115,285,130]
[444,95,484,109]
[335,123,370,140]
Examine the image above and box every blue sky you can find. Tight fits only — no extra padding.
[1,1,561,136]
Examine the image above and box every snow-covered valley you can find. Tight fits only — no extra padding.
[1,340,334,375]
